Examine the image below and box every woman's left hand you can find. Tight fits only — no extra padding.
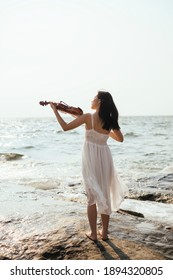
[50,102,57,111]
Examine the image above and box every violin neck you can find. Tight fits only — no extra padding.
[39,101,57,106]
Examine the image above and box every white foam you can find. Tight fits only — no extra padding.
[121,199,173,226]
[161,165,173,174]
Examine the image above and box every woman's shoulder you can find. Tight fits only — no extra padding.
[83,112,91,116]
[82,113,92,120]
[82,113,92,129]
[77,112,91,124]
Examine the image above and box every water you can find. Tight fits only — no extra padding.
[0,116,173,230]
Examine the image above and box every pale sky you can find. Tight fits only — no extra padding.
[0,0,173,117]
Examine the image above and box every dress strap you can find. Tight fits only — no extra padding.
[91,114,94,129]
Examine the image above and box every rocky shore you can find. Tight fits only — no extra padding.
[0,173,172,260]
[0,200,172,260]
[128,173,173,204]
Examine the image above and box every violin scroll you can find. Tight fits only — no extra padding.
[39,100,83,116]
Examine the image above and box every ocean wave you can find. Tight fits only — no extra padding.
[144,153,155,157]
[23,146,34,149]
[55,130,64,134]
[0,153,24,161]
[124,132,139,137]
[55,130,79,134]
[161,166,173,174]
[154,133,166,136]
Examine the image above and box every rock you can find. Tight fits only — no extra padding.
[138,193,158,201]
[118,209,144,218]
[0,210,172,260]
[68,182,81,187]
[129,192,173,204]
[0,153,24,161]
[165,226,173,231]
[158,173,173,182]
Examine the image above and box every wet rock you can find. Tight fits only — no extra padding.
[129,192,173,204]
[158,173,173,182]
[138,193,158,201]
[68,182,81,187]
[0,210,172,260]
[0,153,24,161]
[165,226,173,231]
[118,209,144,218]
[129,172,173,204]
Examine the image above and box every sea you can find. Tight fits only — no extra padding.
[0,116,173,239]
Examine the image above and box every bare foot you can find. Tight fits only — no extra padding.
[85,232,97,242]
[98,230,108,241]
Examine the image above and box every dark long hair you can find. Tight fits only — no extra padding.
[97,91,120,131]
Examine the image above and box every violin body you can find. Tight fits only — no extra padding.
[39,101,83,116]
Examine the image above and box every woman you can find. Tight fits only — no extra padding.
[50,91,128,241]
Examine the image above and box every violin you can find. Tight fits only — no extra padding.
[39,101,83,116]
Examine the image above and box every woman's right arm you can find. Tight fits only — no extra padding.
[50,103,89,131]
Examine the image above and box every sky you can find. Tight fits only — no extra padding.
[0,0,173,117]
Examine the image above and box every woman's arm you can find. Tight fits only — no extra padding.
[109,129,124,142]
[50,103,88,131]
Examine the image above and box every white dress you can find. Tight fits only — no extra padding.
[82,114,128,215]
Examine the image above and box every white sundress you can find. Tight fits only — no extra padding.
[82,114,128,215]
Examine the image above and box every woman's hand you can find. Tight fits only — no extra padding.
[50,102,57,112]
[109,129,124,142]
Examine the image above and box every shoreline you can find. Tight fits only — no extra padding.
[0,197,173,260]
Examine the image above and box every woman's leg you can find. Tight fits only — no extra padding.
[86,204,97,240]
[100,214,109,240]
